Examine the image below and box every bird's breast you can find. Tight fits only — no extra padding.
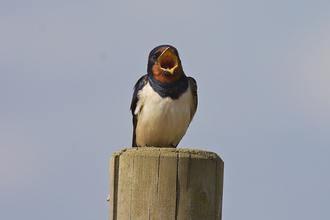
[135,83,193,147]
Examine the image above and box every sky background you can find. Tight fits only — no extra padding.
[1,1,330,219]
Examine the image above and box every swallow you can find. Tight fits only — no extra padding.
[130,45,197,148]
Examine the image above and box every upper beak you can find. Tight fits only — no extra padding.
[157,47,178,75]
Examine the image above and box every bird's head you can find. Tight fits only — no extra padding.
[147,45,183,83]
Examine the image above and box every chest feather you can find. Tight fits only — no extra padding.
[134,83,193,147]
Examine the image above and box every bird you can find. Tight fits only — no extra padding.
[130,45,197,148]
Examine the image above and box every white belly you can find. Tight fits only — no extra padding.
[135,83,193,147]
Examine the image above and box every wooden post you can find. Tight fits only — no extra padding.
[109,148,224,220]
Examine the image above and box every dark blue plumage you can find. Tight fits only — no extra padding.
[148,73,189,99]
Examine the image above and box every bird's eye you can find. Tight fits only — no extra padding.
[152,53,159,59]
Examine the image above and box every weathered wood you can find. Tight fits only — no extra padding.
[109,148,224,220]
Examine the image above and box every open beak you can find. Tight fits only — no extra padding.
[157,47,178,75]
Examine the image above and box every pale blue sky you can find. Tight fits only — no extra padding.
[1,1,330,219]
